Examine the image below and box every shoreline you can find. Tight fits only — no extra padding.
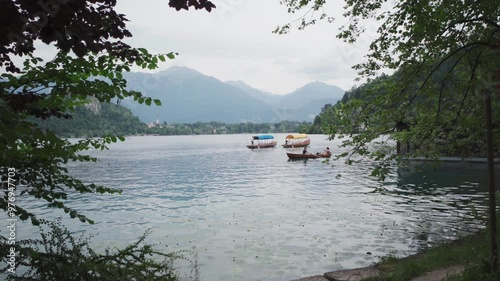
[291,267,380,281]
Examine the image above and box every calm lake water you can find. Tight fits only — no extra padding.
[10,134,497,281]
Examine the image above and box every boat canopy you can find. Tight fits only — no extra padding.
[285,134,309,139]
[252,135,274,140]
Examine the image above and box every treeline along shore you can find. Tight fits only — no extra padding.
[35,101,314,138]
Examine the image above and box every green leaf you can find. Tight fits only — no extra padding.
[137,48,148,54]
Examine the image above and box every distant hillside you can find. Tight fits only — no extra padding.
[122,67,278,123]
[227,80,345,121]
[122,66,345,123]
[36,100,147,138]
[225,80,282,105]
[282,82,344,108]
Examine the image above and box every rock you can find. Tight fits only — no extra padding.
[323,267,380,281]
[290,275,330,281]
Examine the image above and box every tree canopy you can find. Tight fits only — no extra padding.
[278,0,500,272]
[1,0,215,279]
[0,0,214,73]
[278,0,500,170]
[0,0,214,224]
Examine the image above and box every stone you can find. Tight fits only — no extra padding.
[323,267,380,281]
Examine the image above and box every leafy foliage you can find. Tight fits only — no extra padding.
[0,50,169,225]
[36,101,148,138]
[0,0,215,72]
[146,121,311,136]
[1,1,214,280]
[38,112,313,137]
[279,0,500,273]
[168,0,216,11]
[0,1,213,224]
[0,219,192,281]
[274,0,334,34]
[278,0,500,179]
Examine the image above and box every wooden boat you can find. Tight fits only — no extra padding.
[247,135,277,149]
[286,151,332,159]
[282,134,311,148]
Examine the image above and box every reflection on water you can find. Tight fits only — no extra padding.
[386,162,490,251]
[6,134,497,281]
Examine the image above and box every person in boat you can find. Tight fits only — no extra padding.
[251,140,254,145]
[302,147,307,154]
[324,147,330,154]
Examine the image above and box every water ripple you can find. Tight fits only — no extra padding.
[10,134,496,281]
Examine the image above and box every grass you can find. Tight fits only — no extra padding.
[361,217,500,281]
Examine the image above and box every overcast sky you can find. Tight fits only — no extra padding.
[114,0,381,95]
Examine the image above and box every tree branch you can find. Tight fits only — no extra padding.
[452,17,500,31]
[418,42,488,91]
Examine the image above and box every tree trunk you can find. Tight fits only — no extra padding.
[484,90,498,272]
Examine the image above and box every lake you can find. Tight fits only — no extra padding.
[11,134,495,281]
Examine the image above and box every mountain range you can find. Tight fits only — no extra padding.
[122,66,345,123]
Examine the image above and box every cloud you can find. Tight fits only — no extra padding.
[115,0,373,94]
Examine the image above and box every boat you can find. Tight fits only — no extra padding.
[286,151,332,159]
[247,135,277,149]
[282,134,311,148]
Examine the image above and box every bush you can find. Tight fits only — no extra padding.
[1,219,195,281]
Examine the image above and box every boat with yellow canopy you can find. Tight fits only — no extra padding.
[282,134,311,148]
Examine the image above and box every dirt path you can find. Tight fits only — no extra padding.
[293,265,465,281]
[409,265,464,281]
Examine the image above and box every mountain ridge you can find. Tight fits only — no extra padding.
[122,66,345,123]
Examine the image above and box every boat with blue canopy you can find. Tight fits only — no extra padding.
[247,135,277,149]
